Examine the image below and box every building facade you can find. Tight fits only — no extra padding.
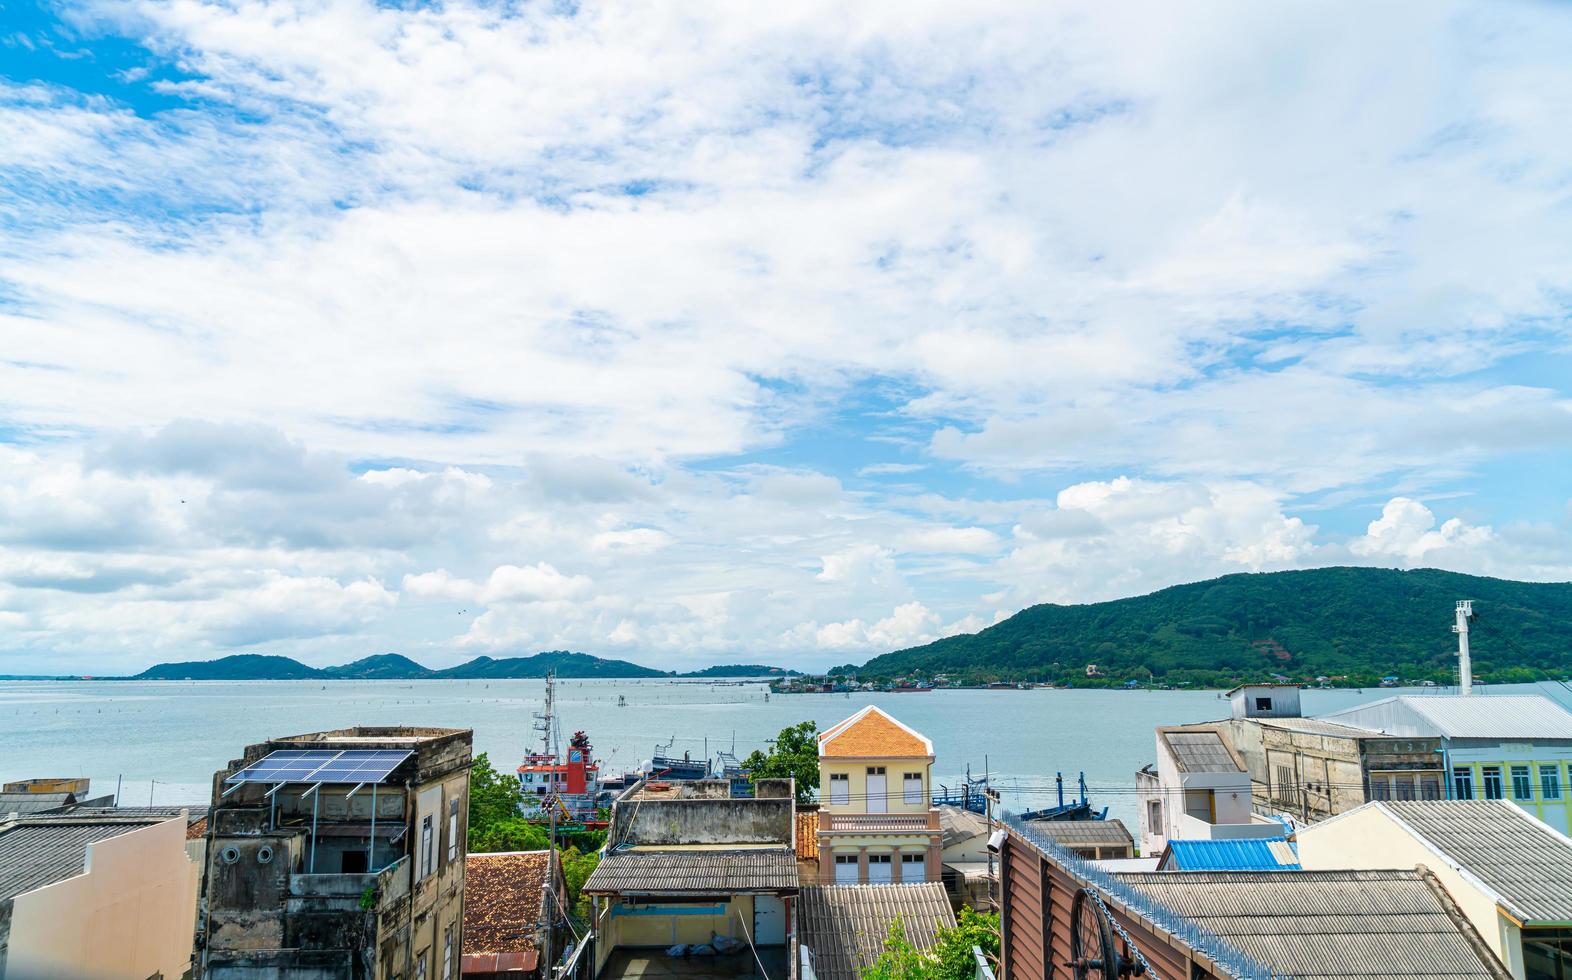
[202,726,472,980]
[583,778,798,980]
[815,706,941,885]
[1321,695,1572,833]
[1135,724,1284,857]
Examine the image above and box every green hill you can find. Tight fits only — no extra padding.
[434,651,669,679]
[679,664,799,678]
[319,654,435,679]
[134,654,322,680]
[852,567,1572,687]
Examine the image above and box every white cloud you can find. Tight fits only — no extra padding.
[800,601,943,652]
[1352,497,1495,563]
[480,563,595,603]
[591,528,674,555]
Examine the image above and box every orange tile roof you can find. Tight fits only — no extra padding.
[819,707,932,758]
[796,810,820,860]
[464,850,550,955]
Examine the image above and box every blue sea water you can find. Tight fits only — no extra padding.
[3,679,1568,829]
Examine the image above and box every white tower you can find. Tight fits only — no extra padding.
[1453,600,1474,695]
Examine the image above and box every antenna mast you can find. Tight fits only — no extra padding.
[1454,600,1474,696]
[535,671,559,978]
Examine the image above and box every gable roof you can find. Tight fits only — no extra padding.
[799,884,956,980]
[0,817,166,904]
[1117,869,1511,979]
[1320,695,1572,740]
[1362,800,1572,925]
[1023,818,1133,850]
[818,706,933,758]
[463,850,551,958]
[1158,837,1300,872]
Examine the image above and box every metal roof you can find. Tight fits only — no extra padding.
[1159,838,1300,872]
[1252,717,1390,738]
[0,793,75,815]
[1021,818,1133,849]
[225,748,414,785]
[1163,730,1243,772]
[0,818,165,904]
[1118,869,1511,979]
[937,804,988,848]
[1378,800,1572,924]
[583,849,798,896]
[1320,695,1572,740]
[799,884,956,980]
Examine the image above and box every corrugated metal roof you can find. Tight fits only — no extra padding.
[799,884,956,980]
[583,849,797,896]
[0,819,162,903]
[1159,838,1300,871]
[1163,730,1243,772]
[1117,869,1511,979]
[937,805,987,848]
[0,793,75,815]
[1379,800,1572,924]
[1253,717,1386,738]
[1321,695,1572,740]
[1022,819,1133,849]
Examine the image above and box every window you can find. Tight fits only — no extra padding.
[1147,800,1163,836]
[1453,767,1474,800]
[1513,766,1534,800]
[421,815,435,879]
[1421,777,1442,801]
[867,853,892,884]
[867,766,887,775]
[829,773,849,805]
[834,854,858,884]
[1544,765,1563,801]
[1370,777,1392,801]
[903,772,924,804]
[1255,697,1273,712]
[443,928,453,980]
[1395,776,1416,801]
[1483,766,1504,800]
[901,853,925,881]
[1275,765,1297,806]
[415,952,427,980]
[447,799,460,863]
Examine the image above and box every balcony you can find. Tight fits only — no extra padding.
[819,810,939,833]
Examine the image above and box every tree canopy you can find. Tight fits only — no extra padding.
[743,720,820,804]
[861,908,1001,980]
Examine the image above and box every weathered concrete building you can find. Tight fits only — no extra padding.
[201,726,472,980]
[584,777,798,980]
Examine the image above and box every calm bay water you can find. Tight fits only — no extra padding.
[4,678,1569,829]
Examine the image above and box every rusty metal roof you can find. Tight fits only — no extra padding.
[1117,869,1511,978]
[583,849,798,896]
[799,884,956,980]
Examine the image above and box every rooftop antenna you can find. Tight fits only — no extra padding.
[1454,600,1475,696]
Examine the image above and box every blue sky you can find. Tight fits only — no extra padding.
[1,0,1570,673]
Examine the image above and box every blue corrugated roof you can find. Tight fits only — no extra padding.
[1161,837,1300,871]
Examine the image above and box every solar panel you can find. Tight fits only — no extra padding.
[225,748,414,785]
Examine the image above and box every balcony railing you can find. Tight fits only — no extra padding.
[819,810,939,832]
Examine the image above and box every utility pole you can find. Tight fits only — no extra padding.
[536,671,559,980]
[1454,600,1474,696]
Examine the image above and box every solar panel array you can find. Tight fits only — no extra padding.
[225,748,414,785]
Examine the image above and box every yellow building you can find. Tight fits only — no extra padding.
[816,706,941,885]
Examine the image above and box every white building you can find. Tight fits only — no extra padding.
[1320,694,1572,833]
[1135,724,1287,857]
[0,812,201,980]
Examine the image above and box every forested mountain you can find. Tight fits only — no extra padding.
[433,651,667,679]
[852,567,1572,687]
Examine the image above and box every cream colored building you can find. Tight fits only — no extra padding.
[0,812,201,980]
[816,706,941,885]
[1296,800,1572,980]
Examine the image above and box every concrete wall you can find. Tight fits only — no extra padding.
[1229,686,1302,719]
[615,796,794,846]
[1295,806,1523,978]
[7,816,200,980]
[606,894,758,948]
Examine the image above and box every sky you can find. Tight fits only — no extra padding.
[2,1,1571,675]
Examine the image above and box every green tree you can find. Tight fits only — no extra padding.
[860,909,1000,980]
[743,720,819,804]
[560,846,602,918]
